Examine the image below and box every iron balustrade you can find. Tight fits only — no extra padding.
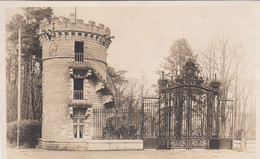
[142,98,160,138]
[74,90,84,100]
[75,53,84,62]
[93,107,143,140]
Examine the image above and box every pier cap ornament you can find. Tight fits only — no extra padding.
[158,71,168,91]
[174,58,204,86]
[210,75,221,95]
[159,58,221,94]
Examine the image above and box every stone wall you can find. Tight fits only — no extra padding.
[233,140,256,151]
[88,140,143,150]
[39,30,108,79]
[41,140,143,151]
[39,16,112,149]
[42,59,71,141]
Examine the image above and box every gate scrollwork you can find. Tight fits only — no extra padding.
[158,59,221,149]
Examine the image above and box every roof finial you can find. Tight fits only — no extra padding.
[75,7,77,22]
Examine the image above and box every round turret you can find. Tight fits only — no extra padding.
[39,14,113,79]
[39,14,114,150]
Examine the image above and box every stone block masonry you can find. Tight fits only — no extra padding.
[88,140,143,151]
[39,14,116,150]
[41,140,143,151]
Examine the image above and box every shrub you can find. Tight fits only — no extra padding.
[7,120,41,148]
[103,117,138,140]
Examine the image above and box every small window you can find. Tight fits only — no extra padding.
[74,78,84,100]
[75,41,84,53]
[73,108,86,138]
[75,41,84,62]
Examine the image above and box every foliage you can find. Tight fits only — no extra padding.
[105,68,154,142]
[107,65,155,108]
[161,38,197,78]
[6,7,53,121]
[156,39,197,135]
[107,66,127,85]
[106,66,128,107]
[6,7,53,59]
[7,120,41,148]
[102,116,138,140]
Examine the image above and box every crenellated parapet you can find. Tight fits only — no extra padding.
[39,15,113,48]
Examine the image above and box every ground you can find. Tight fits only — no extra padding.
[5,148,256,159]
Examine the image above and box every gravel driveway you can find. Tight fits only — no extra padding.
[4,148,256,159]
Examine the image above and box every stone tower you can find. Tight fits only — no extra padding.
[38,14,114,150]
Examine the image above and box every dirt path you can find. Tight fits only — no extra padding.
[5,148,256,159]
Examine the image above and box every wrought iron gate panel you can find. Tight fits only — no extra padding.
[170,89,188,148]
[189,89,210,148]
[158,59,221,149]
[161,87,212,149]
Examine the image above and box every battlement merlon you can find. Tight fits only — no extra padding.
[39,18,111,36]
[38,17,113,48]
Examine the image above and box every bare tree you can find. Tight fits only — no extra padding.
[200,37,236,137]
[233,48,245,136]
[6,42,19,122]
[200,36,256,139]
[198,41,218,81]
[124,76,154,109]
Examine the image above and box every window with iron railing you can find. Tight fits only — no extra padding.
[75,41,84,62]
[75,53,84,62]
[74,90,84,100]
[74,78,84,100]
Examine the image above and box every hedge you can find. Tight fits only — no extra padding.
[7,120,41,148]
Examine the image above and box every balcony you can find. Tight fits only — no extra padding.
[74,90,84,100]
[75,52,84,62]
[69,91,92,108]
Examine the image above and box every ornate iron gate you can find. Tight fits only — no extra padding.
[157,59,221,149]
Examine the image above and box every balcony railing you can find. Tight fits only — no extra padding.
[75,53,84,62]
[74,90,84,100]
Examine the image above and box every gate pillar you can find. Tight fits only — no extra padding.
[157,71,169,149]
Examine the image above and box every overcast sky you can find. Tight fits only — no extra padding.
[4,2,258,86]
[55,5,257,85]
